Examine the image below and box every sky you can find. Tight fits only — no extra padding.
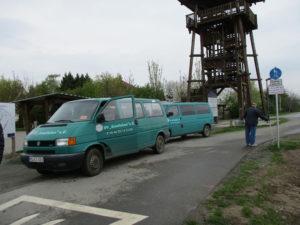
[0,0,299,94]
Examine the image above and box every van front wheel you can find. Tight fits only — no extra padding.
[153,135,165,154]
[36,169,52,175]
[202,125,211,137]
[82,148,104,176]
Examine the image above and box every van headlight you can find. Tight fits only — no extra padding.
[56,137,77,146]
[24,140,28,147]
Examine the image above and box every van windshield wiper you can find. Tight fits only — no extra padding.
[54,119,74,123]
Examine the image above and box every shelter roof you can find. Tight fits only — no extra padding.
[14,93,88,104]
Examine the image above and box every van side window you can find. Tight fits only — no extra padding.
[102,100,119,121]
[135,103,144,118]
[144,103,163,117]
[180,105,195,116]
[118,98,134,119]
[167,106,179,116]
[195,105,210,114]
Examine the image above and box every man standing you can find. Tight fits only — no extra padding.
[244,103,269,147]
[0,123,4,164]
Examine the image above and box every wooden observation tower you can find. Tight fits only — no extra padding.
[178,0,266,118]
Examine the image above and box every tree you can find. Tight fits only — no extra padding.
[60,72,74,91]
[147,61,165,100]
[0,76,26,102]
[60,72,91,91]
[28,75,60,97]
[163,74,187,102]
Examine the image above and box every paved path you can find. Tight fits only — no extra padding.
[0,113,299,225]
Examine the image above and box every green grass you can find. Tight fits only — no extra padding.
[193,138,299,225]
[242,206,253,218]
[249,208,286,225]
[213,118,289,135]
[207,161,258,209]
[267,139,300,164]
[16,127,25,132]
[185,221,201,225]
[268,139,300,152]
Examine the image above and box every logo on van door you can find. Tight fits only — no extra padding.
[96,124,104,132]
[103,121,134,130]
[103,121,135,135]
[168,118,181,124]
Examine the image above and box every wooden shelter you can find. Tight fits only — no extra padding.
[178,0,266,118]
[15,93,87,133]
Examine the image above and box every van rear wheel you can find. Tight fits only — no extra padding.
[153,135,165,154]
[82,148,104,176]
[202,125,211,137]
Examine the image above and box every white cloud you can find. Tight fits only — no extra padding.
[0,0,299,94]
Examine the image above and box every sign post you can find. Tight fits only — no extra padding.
[269,67,283,149]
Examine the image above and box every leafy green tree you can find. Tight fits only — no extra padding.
[60,72,91,91]
[28,75,60,97]
[147,61,165,100]
[0,76,27,102]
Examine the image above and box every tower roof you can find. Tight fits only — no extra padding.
[178,0,264,11]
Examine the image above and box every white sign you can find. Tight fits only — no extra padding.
[208,97,218,117]
[269,79,285,95]
[270,79,282,86]
[0,103,16,137]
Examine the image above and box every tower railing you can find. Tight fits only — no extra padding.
[186,0,256,29]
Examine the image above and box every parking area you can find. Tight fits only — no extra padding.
[0,114,300,225]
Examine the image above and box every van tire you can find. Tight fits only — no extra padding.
[36,169,52,175]
[153,135,165,154]
[82,148,104,176]
[202,125,211,137]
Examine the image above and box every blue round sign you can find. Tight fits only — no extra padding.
[270,67,282,80]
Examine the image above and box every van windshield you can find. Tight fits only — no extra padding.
[48,100,99,123]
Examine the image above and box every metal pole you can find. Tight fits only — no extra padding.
[266,79,274,143]
[275,94,280,148]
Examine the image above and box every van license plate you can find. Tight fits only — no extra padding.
[29,156,44,163]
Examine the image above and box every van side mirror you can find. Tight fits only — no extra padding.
[97,114,105,123]
[167,112,174,117]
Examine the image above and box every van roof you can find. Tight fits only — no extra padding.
[162,102,209,106]
[68,97,160,103]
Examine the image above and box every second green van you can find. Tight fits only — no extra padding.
[21,96,169,176]
[163,102,214,138]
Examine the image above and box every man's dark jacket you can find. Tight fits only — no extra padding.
[0,124,4,163]
[244,107,268,127]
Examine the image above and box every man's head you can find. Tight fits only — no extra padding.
[252,102,257,108]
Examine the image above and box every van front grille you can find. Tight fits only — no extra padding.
[26,150,55,155]
[28,141,56,147]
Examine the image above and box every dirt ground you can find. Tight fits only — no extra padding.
[223,148,300,225]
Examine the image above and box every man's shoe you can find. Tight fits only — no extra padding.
[250,144,257,147]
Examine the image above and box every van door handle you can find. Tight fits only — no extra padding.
[134,119,138,125]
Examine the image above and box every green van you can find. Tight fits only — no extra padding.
[163,102,214,138]
[21,96,169,176]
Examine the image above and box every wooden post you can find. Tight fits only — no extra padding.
[11,135,16,156]
[250,30,266,114]
[200,33,206,101]
[187,31,196,102]
[238,17,252,108]
[44,99,50,121]
[187,5,198,102]
[22,103,31,134]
